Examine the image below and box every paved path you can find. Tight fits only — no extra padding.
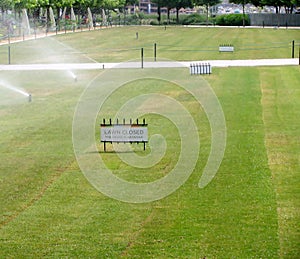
[0,58,299,71]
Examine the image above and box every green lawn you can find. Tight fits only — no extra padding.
[0,26,299,63]
[0,27,299,258]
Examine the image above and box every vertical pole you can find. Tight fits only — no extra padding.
[292,40,295,58]
[141,48,144,69]
[299,46,300,65]
[154,43,157,61]
[8,46,11,65]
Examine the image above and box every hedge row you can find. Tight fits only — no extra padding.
[99,13,250,26]
[147,13,250,26]
[215,14,250,26]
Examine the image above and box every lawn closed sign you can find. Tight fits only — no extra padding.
[100,119,148,151]
[101,125,148,142]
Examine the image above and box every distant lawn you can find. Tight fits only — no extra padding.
[0,26,299,64]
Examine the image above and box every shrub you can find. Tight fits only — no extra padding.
[181,13,206,25]
[150,19,159,26]
[215,14,250,26]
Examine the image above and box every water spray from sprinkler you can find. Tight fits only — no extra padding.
[0,80,31,102]
[69,71,77,82]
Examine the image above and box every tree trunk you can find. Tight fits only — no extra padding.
[176,7,179,24]
[242,3,245,27]
[56,7,60,30]
[157,6,161,25]
[206,5,209,26]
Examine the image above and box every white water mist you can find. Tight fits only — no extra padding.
[0,80,30,97]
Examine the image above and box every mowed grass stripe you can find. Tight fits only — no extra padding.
[204,67,279,258]
[260,66,300,258]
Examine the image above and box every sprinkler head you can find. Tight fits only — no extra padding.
[28,94,32,102]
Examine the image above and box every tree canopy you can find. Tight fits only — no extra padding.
[0,0,299,13]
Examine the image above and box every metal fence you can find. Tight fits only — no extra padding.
[249,13,300,27]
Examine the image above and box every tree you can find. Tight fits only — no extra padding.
[173,0,193,24]
[0,0,13,12]
[151,0,165,24]
[151,0,192,24]
[122,0,139,25]
[229,0,248,26]
[260,0,284,13]
[193,0,221,24]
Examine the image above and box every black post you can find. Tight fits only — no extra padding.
[8,45,11,64]
[154,43,157,61]
[292,40,295,58]
[141,48,144,69]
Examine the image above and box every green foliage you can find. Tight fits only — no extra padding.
[215,14,250,26]
[181,13,206,24]
[123,13,143,25]
[150,19,160,25]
